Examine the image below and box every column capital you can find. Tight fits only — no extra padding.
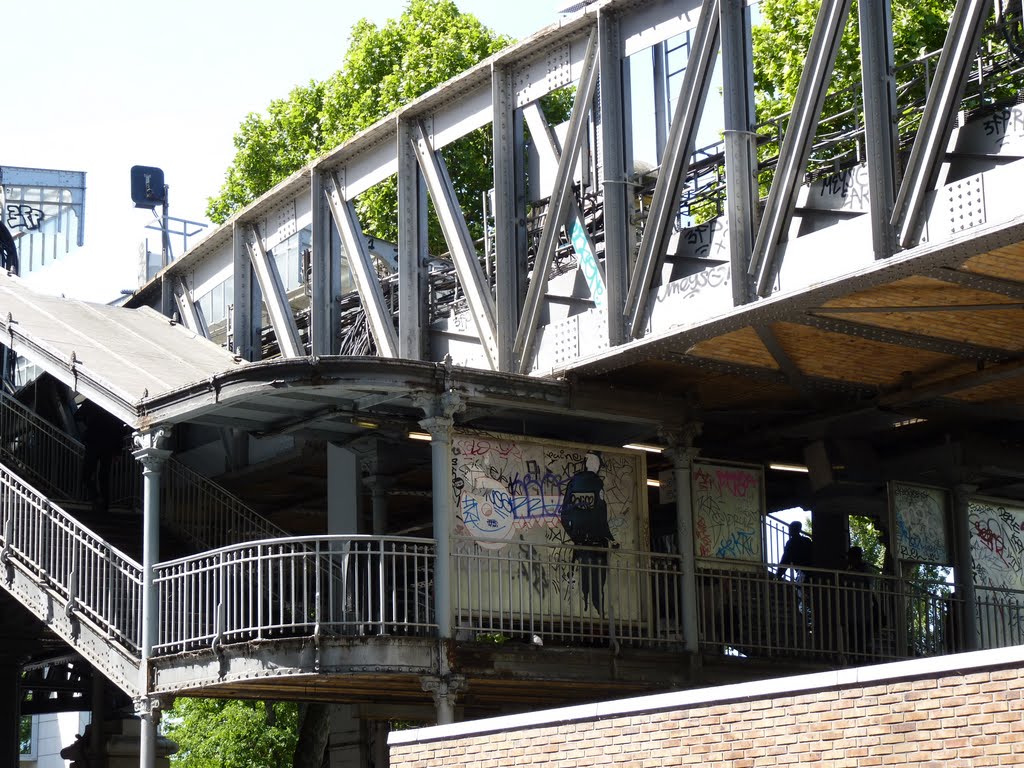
[133,425,173,470]
[660,422,702,463]
[133,695,163,720]
[413,390,464,422]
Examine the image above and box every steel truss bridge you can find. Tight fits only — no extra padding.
[2,0,1024,764]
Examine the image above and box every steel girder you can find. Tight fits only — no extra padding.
[720,0,758,306]
[398,120,429,362]
[891,0,994,247]
[624,0,722,337]
[309,169,342,356]
[244,224,304,358]
[410,121,498,370]
[748,0,855,297]
[513,26,602,374]
[324,171,399,358]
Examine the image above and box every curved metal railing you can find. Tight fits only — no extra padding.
[152,534,436,655]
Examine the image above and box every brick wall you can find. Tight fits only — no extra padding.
[390,647,1024,767]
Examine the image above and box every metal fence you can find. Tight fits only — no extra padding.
[0,462,143,657]
[152,535,435,654]
[452,538,684,648]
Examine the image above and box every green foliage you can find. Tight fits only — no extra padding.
[19,715,31,755]
[848,515,885,570]
[164,698,298,767]
[206,0,512,253]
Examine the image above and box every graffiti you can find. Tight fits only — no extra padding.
[655,263,730,304]
[982,106,1024,140]
[812,164,870,211]
[451,431,646,620]
[892,483,949,565]
[969,500,1024,591]
[5,204,44,232]
[571,218,605,308]
[680,218,729,260]
[691,462,763,562]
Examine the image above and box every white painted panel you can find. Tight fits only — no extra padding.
[431,84,493,150]
[342,136,400,200]
[621,0,702,57]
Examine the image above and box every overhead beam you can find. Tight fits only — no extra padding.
[624,0,722,337]
[880,358,1024,406]
[513,26,601,373]
[800,313,1015,362]
[324,171,399,358]
[748,0,855,296]
[807,302,1024,314]
[891,0,993,247]
[754,324,815,398]
[923,267,1024,299]
[244,224,304,358]
[410,120,498,369]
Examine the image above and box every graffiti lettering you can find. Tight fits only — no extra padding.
[5,204,44,231]
[655,263,730,303]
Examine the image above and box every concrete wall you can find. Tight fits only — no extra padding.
[390,647,1024,767]
[21,712,89,768]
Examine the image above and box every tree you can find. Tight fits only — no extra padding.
[163,698,298,767]
[206,0,512,252]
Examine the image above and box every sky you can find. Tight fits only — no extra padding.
[5,0,571,302]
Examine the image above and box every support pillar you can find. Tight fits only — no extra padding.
[133,426,173,768]
[366,475,392,536]
[0,660,19,768]
[421,675,464,726]
[328,443,362,535]
[663,423,702,655]
[953,483,980,651]
[416,392,463,640]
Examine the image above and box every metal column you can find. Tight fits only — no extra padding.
[398,120,429,361]
[720,0,757,305]
[133,426,172,768]
[310,169,342,356]
[953,484,980,651]
[665,426,702,655]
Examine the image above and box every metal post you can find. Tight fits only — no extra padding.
[953,483,980,650]
[664,424,702,655]
[417,393,463,640]
[133,426,172,768]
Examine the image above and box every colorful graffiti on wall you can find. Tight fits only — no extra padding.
[450,431,647,620]
[892,482,950,565]
[692,461,763,562]
[969,498,1024,645]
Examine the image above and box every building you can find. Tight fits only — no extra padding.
[2,0,1023,765]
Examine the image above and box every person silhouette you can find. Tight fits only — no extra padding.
[559,452,615,615]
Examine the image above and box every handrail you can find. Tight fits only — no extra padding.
[0,461,143,658]
[152,534,436,654]
[0,391,85,500]
[162,459,291,550]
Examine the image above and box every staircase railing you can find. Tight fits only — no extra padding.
[0,462,143,658]
[162,459,291,550]
[1,390,288,551]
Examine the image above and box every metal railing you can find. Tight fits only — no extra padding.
[0,462,143,657]
[162,459,290,550]
[152,535,435,654]
[452,538,684,648]
[976,585,1024,649]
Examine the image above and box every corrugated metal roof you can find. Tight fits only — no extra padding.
[0,271,244,426]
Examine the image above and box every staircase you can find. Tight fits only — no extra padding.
[0,390,292,699]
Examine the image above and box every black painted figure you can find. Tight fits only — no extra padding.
[777,520,814,581]
[560,452,615,615]
[77,400,126,513]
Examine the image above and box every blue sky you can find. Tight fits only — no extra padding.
[5,0,570,301]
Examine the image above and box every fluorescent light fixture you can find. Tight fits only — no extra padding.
[646,478,661,487]
[893,417,927,428]
[769,462,809,473]
[408,431,433,442]
[353,419,379,429]
[624,442,665,454]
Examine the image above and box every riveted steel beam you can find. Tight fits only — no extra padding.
[749,0,855,297]
[172,278,207,339]
[858,0,899,260]
[923,267,1024,299]
[324,171,399,358]
[513,25,601,373]
[231,222,260,361]
[625,0,721,337]
[720,0,757,305]
[754,323,815,398]
[398,120,429,361]
[309,169,342,356]
[799,313,1015,362]
[891,0,993,247]
[598,10,630,346]
[492,63,526,372]
[244,224,304,359]
[411,121,498,370]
